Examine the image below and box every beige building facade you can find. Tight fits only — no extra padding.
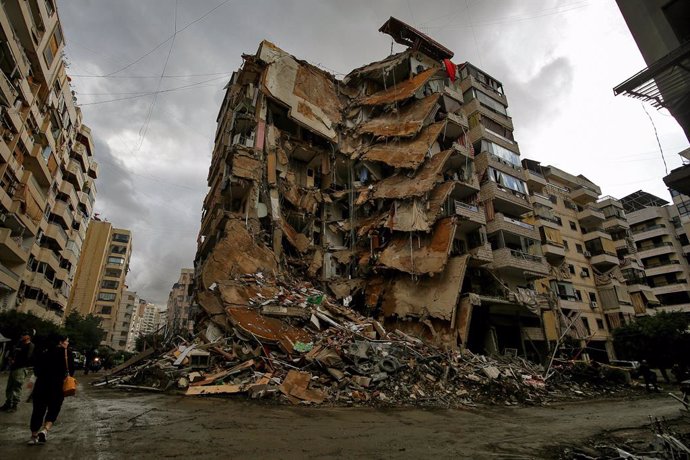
[67,220,132,346]
[621,191,690,313]
[0,0,97,324]
[166,268,193,334]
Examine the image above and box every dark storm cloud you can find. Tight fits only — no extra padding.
[55,1,688,304]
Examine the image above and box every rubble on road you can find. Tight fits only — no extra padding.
[96,274,634,408]
[558,417,690,460]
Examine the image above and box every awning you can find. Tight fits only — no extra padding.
[641,289,660,305]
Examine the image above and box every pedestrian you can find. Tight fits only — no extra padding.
[639,360,660,393]
[0,330,35,413]
[27,335,75,445]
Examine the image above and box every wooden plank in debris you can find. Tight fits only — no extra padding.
[173,344,197,366]
[261,305,310,318]
[190,360,256,387]
[280,370,326,403]
[185,384,245,396]
[106,347,156,376]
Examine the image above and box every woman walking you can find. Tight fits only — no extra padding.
[27,335,74,445]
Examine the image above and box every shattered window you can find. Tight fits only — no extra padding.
[488,167,527,194]
[481,140,520,166]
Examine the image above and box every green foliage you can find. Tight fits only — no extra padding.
[612,311,690,368]
[63,312,107,354]
[0,310,107,354]
[0,310,61,349]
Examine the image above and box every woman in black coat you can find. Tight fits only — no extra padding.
[27,335,74,445]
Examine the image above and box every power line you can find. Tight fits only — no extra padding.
[101,0,233,77]
[70,71,232,79]
[135,0,179,153]
[641,103,669,175]
[77,75,228,106]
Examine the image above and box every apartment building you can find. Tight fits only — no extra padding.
[595,196,658,315]
[166,268,193,334]
[193,17,587,365]
[621,190,690,312]
[67,220,132,346]
[112,290,136,351]
[138,301,164,336]
[0,1,98,324]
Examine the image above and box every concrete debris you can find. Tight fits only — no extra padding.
[97,275,636,408]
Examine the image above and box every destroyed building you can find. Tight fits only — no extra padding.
[193,17,655,365]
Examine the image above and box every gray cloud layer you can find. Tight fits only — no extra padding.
[57,0,689,305]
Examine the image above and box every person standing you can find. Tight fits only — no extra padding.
[640,360,661,393]
[0,331,35,413]
[27,335,74,445]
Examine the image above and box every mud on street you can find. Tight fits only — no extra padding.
[0,374,687,459]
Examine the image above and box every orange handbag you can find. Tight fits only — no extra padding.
[63,349,77,397]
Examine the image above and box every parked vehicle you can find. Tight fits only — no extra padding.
[609,360,641,378]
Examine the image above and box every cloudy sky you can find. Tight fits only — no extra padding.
[57,0,689,306]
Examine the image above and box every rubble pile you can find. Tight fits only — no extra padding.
[99,274,630,408]
[558,417,690,460]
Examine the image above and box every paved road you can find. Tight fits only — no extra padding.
[0,372,687,459]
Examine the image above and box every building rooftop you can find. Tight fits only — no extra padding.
[620,190,669,213]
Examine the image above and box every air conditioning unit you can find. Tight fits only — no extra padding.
[590,301,598,310]
[583,251,592,258]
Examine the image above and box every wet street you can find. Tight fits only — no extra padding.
[0,372,688,459]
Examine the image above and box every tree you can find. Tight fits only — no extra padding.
[612,311,690,369]
[63,312,107,354]
[0,310,62,350]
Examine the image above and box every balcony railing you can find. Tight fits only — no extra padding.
[455,200,479,213]
[509,249,543,263]
[632,224,666,234]
[503,215,534,230]
[638,242,673,251]
[645,260,681,269]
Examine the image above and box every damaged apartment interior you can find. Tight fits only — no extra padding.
[194,17,649,365]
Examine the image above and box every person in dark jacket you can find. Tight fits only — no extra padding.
[27,335,74,445]
[0,330,35,412]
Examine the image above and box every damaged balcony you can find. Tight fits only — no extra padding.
[584,234,619,270]
[490,247,549,279]
[538,226,565,264]
[453,200,485,228]
[570,184,600,205]
[577,205,605,228]
[530,192,553,209]
[480,181,532,216]
[488,231,548,278]
[486,213,538,241]
[468,123,520,156]
[468,243,493,266]
[603,215,630,231]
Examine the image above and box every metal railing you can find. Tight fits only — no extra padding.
[509,249,543,263]
[632,224,666,234]
[455,200,479,213]
[503,215,534,230]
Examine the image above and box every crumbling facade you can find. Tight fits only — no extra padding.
[194,18,575,364]
[0,1,98,324]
